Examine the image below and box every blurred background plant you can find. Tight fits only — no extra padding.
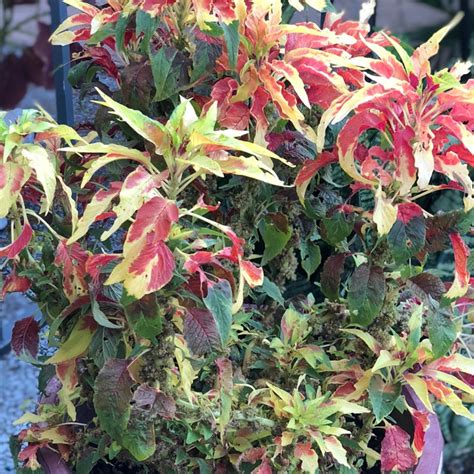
[0,0,53,109]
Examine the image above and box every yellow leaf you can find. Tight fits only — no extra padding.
[57,176,79,232]
[68,183,121,244]
[431,370,474,396]
[56,359,79,420]
[217,155,286,186]
[412,13,463,77]
[46,317,96,364]
[373,187,397,236]
[404,373,433,412]
[174,336,197,403]
[94,89,169,153]
[0,162,31,218]
[341,329,381,355]
[183,155,224,177]
[101,167,156,242]
[413,140,435,189]
[22,145,57,215]
[60,143,153,187]
[372,350,400,372]
[324,436,349,467]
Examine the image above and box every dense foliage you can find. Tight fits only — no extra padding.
[1,0,473,472]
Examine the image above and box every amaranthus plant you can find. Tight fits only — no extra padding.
[2,1,474,473]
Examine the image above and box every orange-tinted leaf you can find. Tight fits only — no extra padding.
[209,78,250,130]
[410,409,430,458]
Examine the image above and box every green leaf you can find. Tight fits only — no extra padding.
[92,298,122,329]
[191,41,221,83]
[368,375,401,423]
[221,20,239,70]
[204,279,233,347]
[115,14,129,53]
[348,264,386,326]
[300,241,321,279]
[427,309,457,359]
[94,359,133,442]
[150,47,189,102]
[321,211,353,245]
[259,277,284,306]
[136,10,158,54]
[121,415,156,461]
[90,327,119,369]
[67,60,92,88]
[87,23,115,45]
[259,213,292,265]
[124,294,163,341]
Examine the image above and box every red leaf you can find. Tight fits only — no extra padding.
[320,253,348,300]
[85,254,119,283]
[2,271,31,298]
[209,78,250,130]
[85,46,119,82]
[0,222,33,259]
[18,443,46,470]
[295,150,338,186]
[381,425,417,473]
[55,241,88,302]
[216,357,233,393]
[11,316,40,358]
[133,384,176,419]
[397,203,424,224]
[197,194,220,212]
[127,196,179,243]
[127,236,175,294]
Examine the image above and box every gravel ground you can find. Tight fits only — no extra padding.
[0,294,41,472]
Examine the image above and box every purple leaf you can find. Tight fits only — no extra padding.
[184,307,220,355]
[11,316,40,358]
